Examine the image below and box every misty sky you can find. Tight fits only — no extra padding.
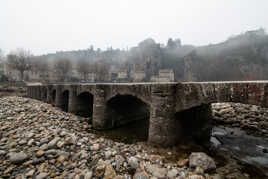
[1,0,268,55]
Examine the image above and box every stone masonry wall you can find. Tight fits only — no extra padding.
[27,81,268,146]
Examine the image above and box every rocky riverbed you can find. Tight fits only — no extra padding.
[0,96,266,179]
[212,103,268,138]
[0,96,221,179]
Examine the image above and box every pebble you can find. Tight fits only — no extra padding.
[90,143,100,151]
[128,156,139,169]
[27,139,34,146]
[189,152,216,171]
[8,151,28,164]
[84,171,93,179]
[146,164,167,178]
[105,151,112,159]
[167,168,179,178]
[188,175,205,179]
[0,150,7,155]
[133,170,149,179]
[36,150,45,157]
[104,164,116,179]
[25,169,35,177]
[47,137,60,149]
[36,172,49,179]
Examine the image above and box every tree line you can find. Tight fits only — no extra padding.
[1,48,110,82]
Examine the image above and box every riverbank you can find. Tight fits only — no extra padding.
[0,96,266,178]
[0,96,219,178]
[212,103,268,138]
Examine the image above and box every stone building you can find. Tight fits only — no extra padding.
[108,66,129,82]
[150,75,160,82]
[159,69,174,82]
[25,71,42,81]
[71,68,80,80]
[183,53,198,82]
[109,67,119,82]
[3,62,21,81]
[78,73,95,83]
[131,70,146,82]
[151,69,175,82]
[117,70,128,82]
[118,71,128,79]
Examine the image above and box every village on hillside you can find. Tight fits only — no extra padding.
[0,59,174,83]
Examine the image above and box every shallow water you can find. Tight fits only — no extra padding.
[90,118,149,143]
[212,126,268,176]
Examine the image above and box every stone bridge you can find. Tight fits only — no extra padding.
[27,82,268,147]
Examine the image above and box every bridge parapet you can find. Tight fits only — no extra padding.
[175,82,268,112]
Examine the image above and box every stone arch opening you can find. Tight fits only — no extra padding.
[175,104,212,144]
[52,90,56,103]
[106,94,150,141]
[43,89,47,101]
[62,90,69,112]
[76,92,94,122]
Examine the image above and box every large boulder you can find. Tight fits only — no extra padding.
[189,152,216,171]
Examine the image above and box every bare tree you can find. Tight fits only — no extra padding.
[77,59,92,81]
[92,60,109,82]
[54,58,72,82]
[32,57,50,82]
[7,49,33,81]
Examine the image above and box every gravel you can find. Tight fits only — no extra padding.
[0,96,253,178]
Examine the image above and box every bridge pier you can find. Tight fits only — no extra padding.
[32,86,41,100]
[68,87,78,113]
[92,86,113,129]
[55,86,63,108]
[148,84,182,146]
[40,86,47,102]
[46,85,53,103]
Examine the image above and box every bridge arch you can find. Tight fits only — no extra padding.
[106,92,151,107]
[52,89,56,103]
[175,104,212,145]
[61,90,69,112]
[76,91,94,122]
[106,94,150,135]
[40,87,48,102]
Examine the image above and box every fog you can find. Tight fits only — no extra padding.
[1,0,268,55]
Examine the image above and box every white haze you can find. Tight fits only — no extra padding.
[1,0,268,55]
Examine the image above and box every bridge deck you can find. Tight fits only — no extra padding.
[26,81,268,86]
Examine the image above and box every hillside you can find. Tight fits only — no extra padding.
[184,28,268,81]
[37,28,268,82]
